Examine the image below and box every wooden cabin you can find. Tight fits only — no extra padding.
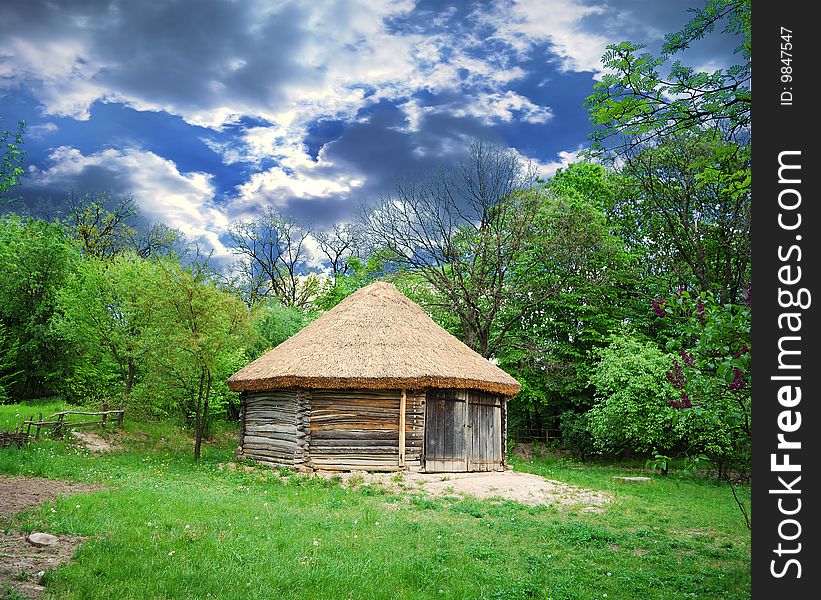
[226,282,520,472]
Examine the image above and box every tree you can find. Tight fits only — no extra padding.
[0,119,25,197]
[63,192,140,259]
[619,132,750,304]
[362,139,542,357]
[586,0,750,151]
[53,253,161,406]
[0,215,78,398]
[228,207,320,307]
[588,334,681,455]
[655,288,751,478]
[498,175,636,431]
[315,222,362,282]
[140,259,252,459]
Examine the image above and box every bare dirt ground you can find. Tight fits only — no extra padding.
[69,429,121,453]
[323,469,613,511]
[0,476,101,599]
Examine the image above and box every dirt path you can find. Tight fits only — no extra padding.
[0,476,101,599]
[320,469,613,511]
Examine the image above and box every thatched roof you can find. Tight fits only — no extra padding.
[228,282,521,396]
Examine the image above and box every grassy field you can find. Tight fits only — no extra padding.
[0,403,751,600]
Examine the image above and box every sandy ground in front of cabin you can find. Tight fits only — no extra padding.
[320,469,613,512]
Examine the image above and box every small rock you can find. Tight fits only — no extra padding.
[27,532,59,547]
[613,476,652,483]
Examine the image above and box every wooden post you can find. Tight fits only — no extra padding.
[398,389,407,468]
[118,410,124,429]
[36,413,42,440]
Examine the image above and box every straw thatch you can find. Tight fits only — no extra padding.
[228,282,520,396]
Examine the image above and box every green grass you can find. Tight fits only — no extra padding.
[0,412,751,600]
[0,399,74,430]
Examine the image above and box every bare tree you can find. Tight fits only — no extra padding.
[361,139,550,357]
[315,222,362,282]
[64,191,139,259]
[228,207,318,307]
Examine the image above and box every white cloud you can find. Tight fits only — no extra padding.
[479,0,611,75]
[528,147,586,179]
[32,146,232,260]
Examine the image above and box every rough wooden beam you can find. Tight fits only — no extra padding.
[399,389,406,467]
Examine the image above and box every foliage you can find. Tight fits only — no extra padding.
[0,323,23,403]
[654,288,751,477]
[137,259,253,458]
[0,119,25,197]
[499,167,638,429]
[618,132,750,304]
[588,334,680,455]
[0,215,78,399]
[248,299,304,358]
[53,253,161,406]
[586,0,751,150]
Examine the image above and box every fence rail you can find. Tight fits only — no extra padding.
[20,409,124,439]
[509,428,562,444]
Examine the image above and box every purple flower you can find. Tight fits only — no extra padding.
[728,367,747,392]
[680,349,695,367]
[666,360,686,389]
[670,392,692,409]
[695,298,706,323]
[652,299,666,318]
[744,284,752,307]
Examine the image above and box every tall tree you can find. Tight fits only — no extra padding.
[362,139,540,357]
[586,0,750,151]
[228,207,319,307]
[315,222,362,282]
[54,253,161,406]
[141,259,252,459]
[620,133,750,303]
[0,215,77,398]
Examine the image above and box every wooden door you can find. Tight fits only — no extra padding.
[466,393,502,471]
[423,390,468,472]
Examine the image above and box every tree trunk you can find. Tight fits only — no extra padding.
[194,369,212,461]
[194,367,205,460]
[123,357,136,406]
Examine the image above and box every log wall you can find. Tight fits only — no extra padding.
[308,389,425,471]
[238,389,310,468]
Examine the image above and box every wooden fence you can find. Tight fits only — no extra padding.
[20,409,125,440]
[0,427,30,448]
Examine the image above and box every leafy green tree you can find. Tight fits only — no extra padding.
[618,133,750,304]
[53,252,161,406]
[655,288,751,478]
[499,168,637,433]
[249,299,305,358]
[588,334,680,455]
[587,0,750,150]
[0,215,78,398]
[0,119,25,198]
[139,260,253,459]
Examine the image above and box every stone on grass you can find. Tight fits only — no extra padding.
[613,476,652,483]
[27,532,59,547]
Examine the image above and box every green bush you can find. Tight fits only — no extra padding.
[588,334,680,455]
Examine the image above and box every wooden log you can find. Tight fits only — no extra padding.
[242,434,299,448]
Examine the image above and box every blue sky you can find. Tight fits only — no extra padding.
[0,0,740,263]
